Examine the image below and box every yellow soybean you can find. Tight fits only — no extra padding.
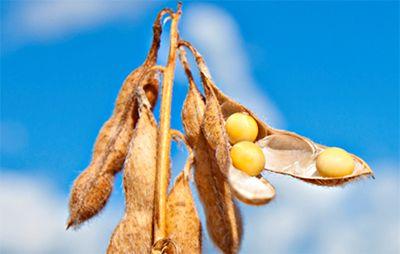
[225,113,258,144]
[230,141,265,176]
[316,147,355,177]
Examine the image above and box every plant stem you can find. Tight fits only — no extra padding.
[154,3,182,241]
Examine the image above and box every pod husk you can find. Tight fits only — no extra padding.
[164,130,201,253]
[182,41,372,188]
[67,9,171,229]
[180,49,243,254]
[166,172,202,254]
[107,88,158,253]
[260,140,373,186]
[179,42,276,205]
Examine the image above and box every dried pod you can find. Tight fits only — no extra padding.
[152,238,178,254]
[67,9,171,228]
[181,40,372,190]
[180,48,243,253]
[165,130,201,253]
[166,172,201,254]
[218,87,373,186]
[178,42,275,205]
[195,140,243,254]
[202,82,275,205]
[107,88,158,253]
[260,139,373,186]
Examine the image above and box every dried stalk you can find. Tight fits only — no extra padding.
[154,3,182,241]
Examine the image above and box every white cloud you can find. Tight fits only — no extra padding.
[240,161,400,254]
[181,4,285,128]
[0,161,398,254]
[0,172,123,254]
[3,1,157,47]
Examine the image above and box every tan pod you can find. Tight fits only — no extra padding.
[181,40,373,190]
[180,49,243,253]
[67,9,172,228]
[107,88,158,253]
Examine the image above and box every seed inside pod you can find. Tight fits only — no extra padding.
[225,112,258,144]
[316,147,355,177]
[180,40,373,187]
[230,141,265,176]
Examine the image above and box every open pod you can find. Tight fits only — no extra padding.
[202,83,276,205]
[180,40,373,189]
[213,87,373,186]
[260,140,373,186]
[179,42,275,206]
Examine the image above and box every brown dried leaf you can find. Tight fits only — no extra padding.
[107,88,158,253]
[166,173,201,254]
[66,10,169,228]
[180,49,243,253]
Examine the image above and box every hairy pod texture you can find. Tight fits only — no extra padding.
[181,68,243,254]
[66,12,166,228]
[181,41,372,198]
[107,89,158,254]
[166,173,202,254]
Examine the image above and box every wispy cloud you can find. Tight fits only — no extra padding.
[1,161,398,253]
[181,4,285,128]
[241,161,400,254]
[3,1,157,48]
[0,171,123,253]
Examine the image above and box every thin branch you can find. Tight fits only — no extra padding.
[153,3,183,241]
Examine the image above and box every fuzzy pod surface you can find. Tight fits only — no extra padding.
[107,89,158,254]
[166,173,202,254]
[66,10,168,228]
[180,59,243,253]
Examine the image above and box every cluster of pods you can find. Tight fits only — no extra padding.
[67,5,373,254]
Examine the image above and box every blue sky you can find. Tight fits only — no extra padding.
[1,1,399,254]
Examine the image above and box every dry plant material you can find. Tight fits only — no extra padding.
[180,48,243,253]
[166,131,202,253]
[152,238,178,254]
[107,88,158,253]
[261,140,373,186]
[166,132,201,253]
[68,4,374,253]
[166,173,201,254]
[181,40,373,191]
[180,41,275,206]
[67,9,171,229]
[153,4,182,241]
